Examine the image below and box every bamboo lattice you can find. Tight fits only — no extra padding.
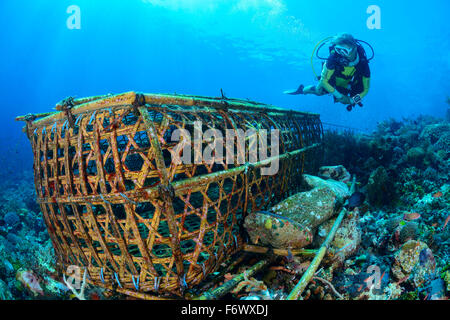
[17,91,323,297]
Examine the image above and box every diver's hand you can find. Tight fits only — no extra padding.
[332,89,344,100]
[332,90,350,104]
[338,95,352,105]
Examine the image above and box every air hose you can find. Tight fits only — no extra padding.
[310,37,333,79]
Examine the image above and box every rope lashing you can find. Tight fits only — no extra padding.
[220,88,227,100]
[99,194,112,205]
[157,184,176,202]
[114,272,123,288]
[132,93,146,116]
[62,120,69,132]
[244,162,255,175]
[197,262,207,277]
[24,113,37,139]
[75,114,83,126]
[180,274,188,289]
[100,267,105,283]
[23,113,37,122]
[59,96,76,128]
[119,192,137,205]
[154,277,161,291]
[88,110,97,125]
[218,89,230,112]
[132,275,140,291]
[51,122,57,134]
[233,234,238,248]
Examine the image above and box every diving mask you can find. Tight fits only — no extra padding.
[335,45,354,58]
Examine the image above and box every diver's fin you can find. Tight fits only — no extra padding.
[283,84,304,95]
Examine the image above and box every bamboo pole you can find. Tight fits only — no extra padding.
[139,106,185,282]
[194,258,272,300]
[286,177,356,300]
[15,95,115,123]
[243,244,317,257]
[286,207,347,300]
[173,144,321,196]
[15,112,58,122]
[195,253,249,293]
[16,92,321,129]
[36,143,321,207]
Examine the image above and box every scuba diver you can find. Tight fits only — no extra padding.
[284,33,373,111]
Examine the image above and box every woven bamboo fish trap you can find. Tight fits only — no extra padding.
[17,91,323,298]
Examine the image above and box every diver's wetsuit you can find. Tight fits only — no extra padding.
[306,44,371,101]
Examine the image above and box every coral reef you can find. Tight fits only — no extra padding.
[323,116,449,209]
[366,166,396,207]
[1,114,449,301]
[323,210,362,270]
[318,115,449,300]
[16,269,44,297]
[392,240,436,289]
[318,165,351,183]
[0,171,105,300]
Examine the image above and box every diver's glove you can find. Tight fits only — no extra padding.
[333,90,352,104]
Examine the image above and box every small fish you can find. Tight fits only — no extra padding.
[433,191,443,198]
[403,212,421,221]
[257,211,298,225]
[287,249,294,262]
[346,192,366,210]
[396,274,410,285]
[378,271,386,287]
[90,292,101,300]
[443,215,450,230]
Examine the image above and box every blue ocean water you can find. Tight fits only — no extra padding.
[1,0,449,169]
[0,0,449,301]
